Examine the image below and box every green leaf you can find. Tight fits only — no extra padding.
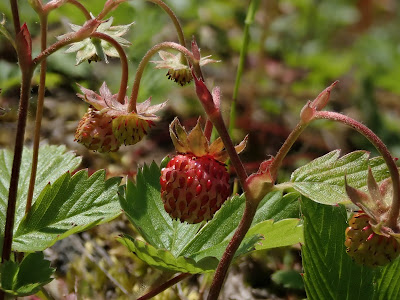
[121,162,301,274]
[120,163,202,257]
[0,260,18,293]
[117,235,218,274]
[179,192,300,261]
[13,169,121,252]
[0,252,54,296]
[0,15,16,50]
[0,145,81,253]
[246,219,303,251]
[253,191,300,224]
[177,193,251,260]
[290,150,390,205]
[271,269,304,290]
[373,257,400,300]
[301,197,379,300]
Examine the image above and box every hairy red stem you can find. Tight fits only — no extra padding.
[204,119,213,142]
[137,273,191,300]
[91,32,129,104]
[315,111,400,228]
[207,201,258,299]
[128,42,195,112]
[2,68,34,263]
[9,0,20,34]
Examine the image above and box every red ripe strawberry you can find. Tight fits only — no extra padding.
[161,154,230,223]
[160,118,247,224]
[345,212,400,267]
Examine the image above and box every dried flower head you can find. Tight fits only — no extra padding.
[151,50,218,86]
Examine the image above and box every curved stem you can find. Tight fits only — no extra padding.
[33,19,100,66]
[146,0,186,47]
[128,42,195,112]
[33,38,77,66]
[26,14,49,214]
[65,0,91,20]
[269,121,309,181]
[204,107,255,300]
[98,0,186,47]
[207,201,258,300]
[315,111,400,228]
[91,32,129,104]
[97,0,127,20]
[137,273,191,300]
[211,113,248,189]
[204,119,213,142]
[193,79,252,299]
[44,0,91,20]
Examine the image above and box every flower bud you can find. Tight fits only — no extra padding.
[300,101,316,124]
[311,80,338,111]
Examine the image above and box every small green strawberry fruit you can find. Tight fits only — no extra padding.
[75,107,120,152]
[345,212,400,267]
[74,82,166,152]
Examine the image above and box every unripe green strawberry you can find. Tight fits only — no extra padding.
[166,69,193,86]
[160,118,247,224]
[345,212,400,267]
[160,154,230,223]
[75,107,120,152]
[74,82,166,152]
[112,115,155,146]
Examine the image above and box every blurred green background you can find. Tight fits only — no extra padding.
[1,0,400,299]
[1,0,400,174]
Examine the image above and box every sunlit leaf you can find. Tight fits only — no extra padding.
[13,170,121,252]
[0,145,81,253]
[117,235,218,274]
[121,162,302,273]
[301,197,379,299]
[290,150,390,205]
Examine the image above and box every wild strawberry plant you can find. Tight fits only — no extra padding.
[1,0,400,299]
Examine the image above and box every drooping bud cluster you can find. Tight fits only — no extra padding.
[74,82,166,152]
[151,50,218,86]
[59,17,134,65]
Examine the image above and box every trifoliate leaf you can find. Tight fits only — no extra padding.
[246,219,303,250]
[13,169,121,252]
[117,235,218,274]
[0,145,81,253]
[121,162,301,274]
